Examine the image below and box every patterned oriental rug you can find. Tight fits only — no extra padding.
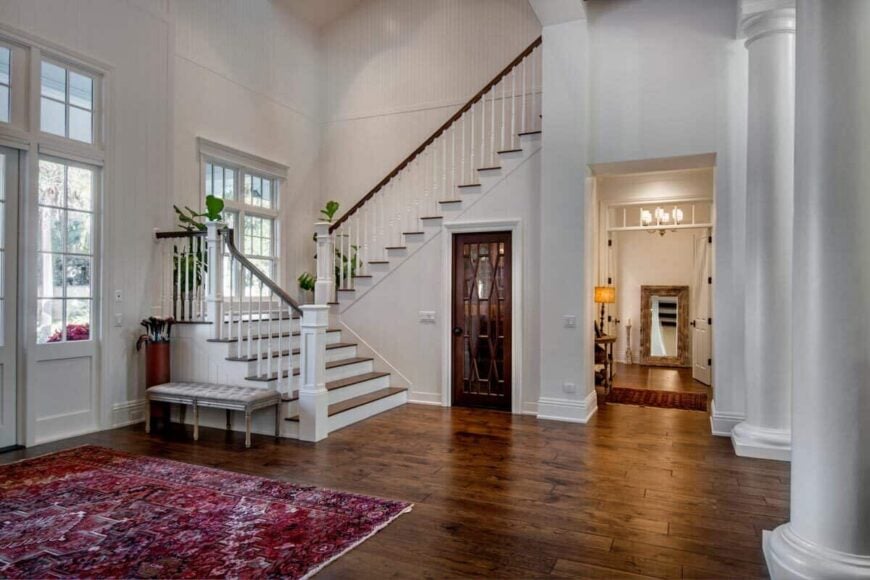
[607,387,709,412]
[0,446,411,579]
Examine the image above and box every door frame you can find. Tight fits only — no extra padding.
[441,219,523,413]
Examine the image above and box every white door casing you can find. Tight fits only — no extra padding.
[692,230,712,385]
[0,147,18,448]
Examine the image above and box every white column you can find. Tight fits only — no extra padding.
[205,221,225,340]
[765,1,870,577]
[297,305,329,442]
[313,221,334,305]
[731,4,795,461]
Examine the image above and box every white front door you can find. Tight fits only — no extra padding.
[692,231,712,385]
[0,147,19,449]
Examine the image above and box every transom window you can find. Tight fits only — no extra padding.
[37,159,95,343]
[40,60,95,143]
[0,46,9,124]
[204,159,279,289]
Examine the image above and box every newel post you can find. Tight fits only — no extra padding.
[205,221,225,339]
[298,304,329,442]
[314,221,335,305]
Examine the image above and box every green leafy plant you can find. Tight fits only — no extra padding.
[320,200,340,222]
[336,244,361,281]
[298,272,315,292]
[174,195,225,231]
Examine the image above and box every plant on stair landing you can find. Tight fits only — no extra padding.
[171,196,225,317]
[298,200,346,291]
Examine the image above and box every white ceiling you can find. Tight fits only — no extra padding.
[588,153,717,177]
[280,0,365,29]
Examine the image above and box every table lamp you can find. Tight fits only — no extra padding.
[594,286,616,332]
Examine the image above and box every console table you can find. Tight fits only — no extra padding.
[595,335,616,395]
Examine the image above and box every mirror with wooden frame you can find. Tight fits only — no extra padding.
[640,285,690,367]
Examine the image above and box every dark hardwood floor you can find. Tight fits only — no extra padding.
[614,363,710,395]
[0,402,788,578]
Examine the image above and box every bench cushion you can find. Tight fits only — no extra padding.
[147,382,280,406]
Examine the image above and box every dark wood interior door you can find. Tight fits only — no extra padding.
[452,232,512,410]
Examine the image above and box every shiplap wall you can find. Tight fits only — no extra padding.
[171,0,323,291]
[319,0,541,215]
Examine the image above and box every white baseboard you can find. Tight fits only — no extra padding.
[710,399,744,437]
[520,401,538,416]
[731,421,791,462]
[112,399,146,428]
[407,391,443,406]
[537,390,598,424]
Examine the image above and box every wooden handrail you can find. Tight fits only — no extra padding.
[155,228,303,316]
[221,228,304,316]
[330,35,542,232]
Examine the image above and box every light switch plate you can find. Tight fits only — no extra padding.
[419,311,436,323]
[563,382,577,393]
[563,315,577,328]
[114,314,123,327]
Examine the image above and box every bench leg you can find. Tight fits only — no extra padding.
[145,399,151,434]
[245,411,252,448]
[226,409,232,430]
[193,403,199,441]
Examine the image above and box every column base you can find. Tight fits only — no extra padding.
[764,524,870,579]
[731,421,791,461]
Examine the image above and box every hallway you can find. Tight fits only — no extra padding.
[613,363,710,395]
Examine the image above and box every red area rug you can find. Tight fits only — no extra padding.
[0,445,411,578]
[608,387,708,412]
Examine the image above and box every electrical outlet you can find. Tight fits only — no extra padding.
[114,290,123,302]
[114,314,123,327]
[563,382,577,393]
[563,315,577,328]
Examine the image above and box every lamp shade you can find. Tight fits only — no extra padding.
[594,286,616,304]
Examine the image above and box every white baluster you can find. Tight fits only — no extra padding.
[521,58,527,134]
[257,278,263,378]
[470,103,475,183]
[461,115,466,188]
[267,288,273,380]
[511,68,517,146]
[531,48,538,131]
[236,258,242,342]
[480,93,486,171]
[501,75,507,151]
[246,269,253,361]
[490,87,496,166]
[451,124,457,201]
[441,133,447,211]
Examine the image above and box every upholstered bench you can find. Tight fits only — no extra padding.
[146,382,281,448]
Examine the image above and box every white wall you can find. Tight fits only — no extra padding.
[586,0,748,428]
[170,0,323,291]
[319,0,541,213]
[613,229,696,363]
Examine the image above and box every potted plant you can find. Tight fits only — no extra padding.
[298,200,342,298]
[170,195,224,319]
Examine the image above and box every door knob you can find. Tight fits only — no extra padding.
[452,327,463,336]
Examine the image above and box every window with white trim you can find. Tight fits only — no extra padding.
[203,159,279,292]
[0,46,10,124]
[36,158,96,343]
[40,59,95,143]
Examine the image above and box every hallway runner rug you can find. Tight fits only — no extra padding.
[0,445,412,579]
[607,387,708,412]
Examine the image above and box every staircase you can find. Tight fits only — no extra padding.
[153,36,542,443]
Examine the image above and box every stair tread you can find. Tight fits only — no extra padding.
[337,287,356,292]
[246,356,373,382]
[519,130,542,136]
[368,260,389,264]
[420,216,443,220]
[403,231,424,235]
[281,371,391,402]
[498,148,522,154]
[285,386,407,420]
[458,183,481,188]
[478,166,501,171]
[226,342,355,362]
[207,328,341,343]
[439,200,461,204]
[353,275,373,278]
[385,246,407,250]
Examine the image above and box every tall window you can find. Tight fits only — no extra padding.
[37,159,95,343]
[40,60,94,143]
[204,160,279,285]
[0,46,9,124]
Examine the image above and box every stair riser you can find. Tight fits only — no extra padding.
[225,359,374,390]
[237,345,357,376]
[328,390,407,433]
[227,331,342,357]
[328,374,391,405]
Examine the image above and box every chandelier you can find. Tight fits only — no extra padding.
[640,206,684,236]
